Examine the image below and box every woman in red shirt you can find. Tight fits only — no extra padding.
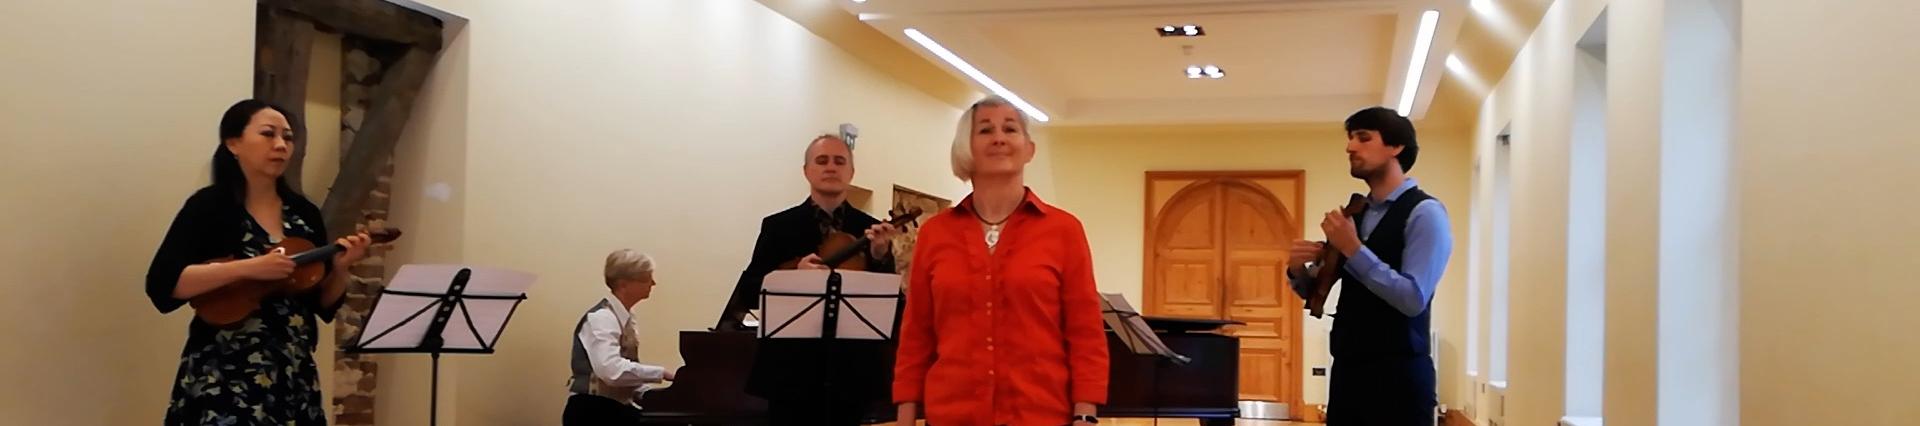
[893,95,1109,426]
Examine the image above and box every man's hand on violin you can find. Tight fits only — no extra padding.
[865,223,899,259]
[1288,240,1325,269]
[1322,209,1362,258]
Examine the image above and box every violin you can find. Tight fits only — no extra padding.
[1307,194,1368,319]
[778,207,922,271]
[189,228,403,327]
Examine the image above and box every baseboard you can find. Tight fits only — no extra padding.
[1443,408,1477,426]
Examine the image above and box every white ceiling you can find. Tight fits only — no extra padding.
[844,0,1469,126]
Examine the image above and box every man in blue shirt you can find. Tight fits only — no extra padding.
[1288,106,1452,425]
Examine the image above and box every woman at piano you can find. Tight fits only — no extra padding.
[563,249,674,425]
[893,95,1109,426]
[144,99,372,425]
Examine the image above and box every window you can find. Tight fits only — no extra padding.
[1489,127,1512,387]
[1564,9,1609,420]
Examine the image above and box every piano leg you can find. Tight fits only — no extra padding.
[1200,419,1234,426]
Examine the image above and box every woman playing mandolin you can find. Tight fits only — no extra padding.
[144,99,374,425]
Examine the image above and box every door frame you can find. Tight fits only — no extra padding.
[1142,170,1307,411]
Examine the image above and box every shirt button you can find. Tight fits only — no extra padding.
[988,345,995,351]
[986,302,993,308]
[988,369,995,376]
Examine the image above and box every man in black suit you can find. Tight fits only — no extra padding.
[729,133,900,426]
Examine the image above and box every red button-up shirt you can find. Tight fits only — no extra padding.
[893,188,1109,425]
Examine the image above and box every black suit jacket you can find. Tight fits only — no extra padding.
[729,198,900,409]
[718,198,896,329]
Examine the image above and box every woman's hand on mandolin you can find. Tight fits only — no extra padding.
[331,232,373,270]
[797,253,828,270]
[236,249,297,280]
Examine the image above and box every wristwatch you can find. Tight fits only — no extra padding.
[1072,414,1099,424]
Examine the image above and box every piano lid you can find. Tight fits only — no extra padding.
[1139,316,1243,333]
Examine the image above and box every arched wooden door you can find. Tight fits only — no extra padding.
[1145,171,1305,409]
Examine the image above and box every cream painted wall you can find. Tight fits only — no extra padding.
[1739,0,1920,424]
[0,1,253,424]
[1464,0,1645,424]
[369,0,1022,423]
[1466,0,1763,425]
[1048,124,1473,410]
[303,34,345,204]
[377,18,472,425]
[304,31,345,421]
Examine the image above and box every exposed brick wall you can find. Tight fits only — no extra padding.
[331,36,400,426]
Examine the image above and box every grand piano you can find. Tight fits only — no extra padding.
[636,300,1242,425]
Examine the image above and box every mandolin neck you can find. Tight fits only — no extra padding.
[289,243,344,266]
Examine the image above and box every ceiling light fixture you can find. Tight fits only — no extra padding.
[1470,0,1493,14]
[1185,65,1224,79]
[903,28,1051,122]
[1396,10,1440,116]
[1157,24,1205,37]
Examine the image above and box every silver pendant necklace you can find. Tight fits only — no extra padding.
[976,210,1009,252]
[984,223,1003,249]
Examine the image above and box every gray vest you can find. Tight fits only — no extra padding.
[568,299,641,404]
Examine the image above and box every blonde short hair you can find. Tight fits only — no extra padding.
[950,95,1033,182]
[603,249,655,288]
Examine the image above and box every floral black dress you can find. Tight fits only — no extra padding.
[147,187,337,426]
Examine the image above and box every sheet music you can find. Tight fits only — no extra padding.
[356,264,536,350]
[760,269,901,340]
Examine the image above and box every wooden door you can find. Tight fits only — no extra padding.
[1146,171,1304,409]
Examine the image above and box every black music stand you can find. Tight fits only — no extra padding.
[1100,293,1190,423]
[346,264,536,426]
[759,269,900,340]
[757,268,901,424]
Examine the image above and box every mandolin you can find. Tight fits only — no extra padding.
[189,228,402,327]
[779,207,922,272]
[1307,194,1368,319]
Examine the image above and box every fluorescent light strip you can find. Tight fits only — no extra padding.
[903,28,1051,122]
[1396,10,1440,116]
[1471,0,1493,14]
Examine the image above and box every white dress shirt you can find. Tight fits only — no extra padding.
[576,295,668,395]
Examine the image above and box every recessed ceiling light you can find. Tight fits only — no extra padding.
[903,28,1050,122]
[1157,24,1205,37]
[1446,54,1466,74]
[1186,65,1224,79]
[1471,0,1493,14]
[1396,10,1440,116]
